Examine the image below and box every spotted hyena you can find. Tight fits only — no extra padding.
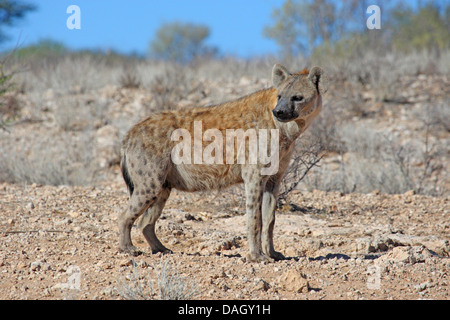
[119,64,328,262]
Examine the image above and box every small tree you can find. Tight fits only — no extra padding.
[0,0,35,130]
[390,3,450,52]
[263,0,366,56]
[0,62,13,130]
[265,0,449,56]
[149,22,217,64]
[0,0,36,43]
[263,0,305,57]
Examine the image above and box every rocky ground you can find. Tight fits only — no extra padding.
[0,178,448,300]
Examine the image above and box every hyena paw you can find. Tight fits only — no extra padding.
[151,247,173,255]
[269,251,286,261]
[246,253,273,263]
[119,245,142,257]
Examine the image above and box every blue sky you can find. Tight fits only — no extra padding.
[1,0,286,57]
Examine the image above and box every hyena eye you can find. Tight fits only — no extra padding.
[291,95,304,102]
[277,95,281,100]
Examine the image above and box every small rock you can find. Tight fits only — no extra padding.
[101,286,115,296]
[30,261,41,271]
[26,201,35,211]
[423,240,449,257]
[54,218,71,226]
[30,260,51,272]
[184,213,197,221]
[404,190,416,196]
[414,282,434,292]
[277,269,309,293]
[41,262,52,271]
[377,246,433,264]
[68,211,80,218]
[43,288,52,297]
[221,283,230,292]
[119,259,136,267]
[255,279,270,291]
[284,247,298,257]
[97,260,114,270]
[136,260,150,268]
[217,237,240,251]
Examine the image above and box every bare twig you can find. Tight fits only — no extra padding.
[0,229,73,234]
[279,137,325,203]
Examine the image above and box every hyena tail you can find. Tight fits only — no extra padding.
[121,153,134,196]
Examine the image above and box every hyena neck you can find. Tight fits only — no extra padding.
[274,119,303,144]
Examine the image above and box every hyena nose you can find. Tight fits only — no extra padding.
[273,108,291,119]
[273,109,285,117]
[273,98,296,121]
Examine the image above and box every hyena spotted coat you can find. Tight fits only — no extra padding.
[119,64,328,262]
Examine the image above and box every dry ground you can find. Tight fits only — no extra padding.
[0,178,448,300]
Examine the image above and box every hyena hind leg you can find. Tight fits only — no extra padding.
[138,187,172,254]
[118,189,159,256]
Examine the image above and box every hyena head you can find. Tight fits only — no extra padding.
[271,63,328,123]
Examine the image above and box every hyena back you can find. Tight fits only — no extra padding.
[119,63,328,262]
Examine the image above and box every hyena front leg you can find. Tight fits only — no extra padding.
[261,178,285,260]
[242,166,270,262]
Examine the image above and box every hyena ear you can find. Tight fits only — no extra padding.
[272,64,290,88]
[308,66,328,95]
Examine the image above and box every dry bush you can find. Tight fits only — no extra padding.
[303,117,447,196]
[53,95,109,131]
[117,260,155,300]
[0,130,98,186]
[279,133,325,203]
[17,54,122,94]
[192,56,274,81]
[423,100,450,133]
[0,92,20,129]
[157,257,198,300]
[299,49,449,196]
[313,49,450,110]
[118,258,198,300]
[148,64,205,111]
[0,60,20,131]
[118,66,141,89]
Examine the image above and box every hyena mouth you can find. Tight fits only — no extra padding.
[273,110,299,122]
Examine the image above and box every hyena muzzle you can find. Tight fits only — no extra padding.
[118,63,327,262]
